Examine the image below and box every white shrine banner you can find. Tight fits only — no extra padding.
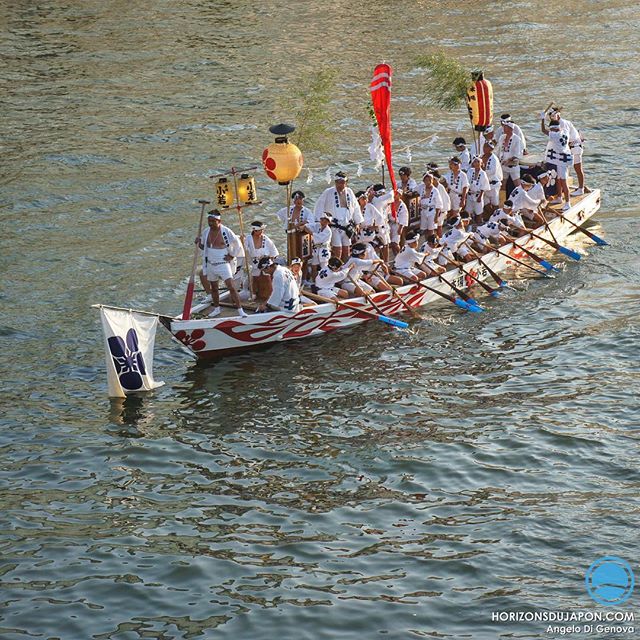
[99,307,164,398]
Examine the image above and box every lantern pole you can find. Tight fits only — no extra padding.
[230,166,253,299]
[285,181,295,264]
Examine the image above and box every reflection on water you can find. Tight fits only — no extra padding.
[1,0,640,638]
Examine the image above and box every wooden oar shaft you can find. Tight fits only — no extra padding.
[442,249,496,294]
[302,290,387,321]
[462,240,505,286]
[393,272,456,304]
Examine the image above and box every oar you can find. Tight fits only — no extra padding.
[461,240,510,289]
[515,239,560,272]
[529,230,581,261]
[392,272,479,313]
[302,290,409,329]
[546,208,608,246]
[182,199,210,321]
[439,248,501,297]
[436,273,484,311]
[346,274,386,316]
[476,239,554,278]
[388,284,421,319]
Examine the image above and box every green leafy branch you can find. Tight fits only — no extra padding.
[415,51,472,111]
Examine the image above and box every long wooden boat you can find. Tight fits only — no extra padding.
[161,190,601,361]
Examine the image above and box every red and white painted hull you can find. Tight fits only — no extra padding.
[165,191,601,361]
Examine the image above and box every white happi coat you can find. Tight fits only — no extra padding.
[267,265,300,312]
[545,129,572,166]
[276,205,315,230]
[496,123,527,150]
[394,245,425,270]
[306,221,333,267]
[498,133,524,167]
[441,227,472,251]
[201,225,244,272]
[458,147,471,171]
[484,153,504,186]
[245,233,279,277]
[314,186,363,227]
[491,208,526,229]
[443,170,469,211]
[466,168,490,195]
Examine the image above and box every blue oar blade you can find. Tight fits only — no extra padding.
[454,298,470,310]
[499,280,509,288]
[490,290,501,298]
[378,315,409,329]
[539,259,555,271]
[593,235,608,246]
[467,303,484,313]
[558,245,581,260]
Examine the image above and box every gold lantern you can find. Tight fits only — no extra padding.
[262,123,303,185]
[236,173,258,204]
[215,177,234,208]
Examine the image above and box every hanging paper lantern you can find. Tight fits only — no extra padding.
[215,177,233,208]
[466,71,493,132]
[262,123,303,185]
[237,174,258,204]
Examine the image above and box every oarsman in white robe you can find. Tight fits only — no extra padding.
[370,184,394,262]
[546,107,590,196]
[527,172,550,211]
[256,257,300,313]
[498,119,524,190]
[297,212,333,281]
[362,239,404,288]
[398,166,419,193]
[418,235,446,275]
[443,157,469,218]
[481,140,503,213]
[489,200,527,237]
[495,114,527,153]
[288,257,313,305]
[541,120,572,210]
[244,220,279,303]
[393,232,429,280]
[417,172,443,240]
[465,156,491,224]
[471,124,496,156]
[313,171,363,261]
[342,243,384,297]
[276,190,315,231]
[440,215,474,262]
[430,170,450,238]
[314,257,350,300]
[509,176,546,227]
[196,210,246,318]
[389,190,409,256]
[473,220,510,251]
[453,137,471,171]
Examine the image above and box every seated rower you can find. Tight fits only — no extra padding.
[418,234,446,275]
[440,215,474,263]
[360,238,403,289]
[255,257,301,314]
[472,220,509,252]
[289,258,314,306]
[297,212,333,282]
[489,200,527,237]
[528,171,551,212]
[509,175,545,227]
[314,256,350,300]
[342,243,383,297]
[393,231,429,281]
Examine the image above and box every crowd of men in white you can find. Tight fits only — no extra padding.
[195,108,588,318]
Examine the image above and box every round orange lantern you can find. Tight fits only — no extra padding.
[262,123,303,185]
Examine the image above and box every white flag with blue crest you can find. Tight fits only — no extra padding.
[99,307,164,398]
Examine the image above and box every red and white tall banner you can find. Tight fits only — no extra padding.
[370,63,397,217]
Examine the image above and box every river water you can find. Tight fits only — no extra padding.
[1,1,639,638]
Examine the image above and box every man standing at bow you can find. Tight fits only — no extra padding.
[196,210,246,318]
[314,171,363,262]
